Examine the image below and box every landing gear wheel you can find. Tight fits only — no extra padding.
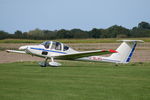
[49,57,62,67]
[49,62,61,67]
[39,57,48,67]
[39,62,48,67]
[41,63,46,67]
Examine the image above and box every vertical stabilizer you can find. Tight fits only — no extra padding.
[106,40,144,63]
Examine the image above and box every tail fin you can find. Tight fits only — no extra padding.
[106,40,144,63]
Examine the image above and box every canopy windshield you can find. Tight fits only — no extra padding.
[41,41,69,51]
[41,41,51,49]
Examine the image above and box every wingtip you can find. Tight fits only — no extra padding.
[6,50,10,53]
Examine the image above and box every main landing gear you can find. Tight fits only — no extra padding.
[39,57,62,67]
[39,57,49,67]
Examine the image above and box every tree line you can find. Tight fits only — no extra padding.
[0,21,150,40]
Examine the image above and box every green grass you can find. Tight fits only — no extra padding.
[0,61,150,100]
[0,38,150,43]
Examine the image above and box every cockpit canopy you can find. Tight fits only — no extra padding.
[41,41,69,51]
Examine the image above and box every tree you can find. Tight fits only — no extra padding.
[43,30,57,40]
[138,21,150,29]
[28,29,44,39]
[14,30,23,38]
[22,32,28,39]
[1,21,150,40]
[70,29,88,38]
[130,22,150,37]
[130,27,150,37]
[56,29,68,39]
[0,31,9,39]
[89,28,102,38]
[105,25,130,38]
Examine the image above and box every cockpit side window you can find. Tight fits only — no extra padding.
[55,42,61,50]
[63,45,69,51]
[51,42,62,50]
[51,42,56,50]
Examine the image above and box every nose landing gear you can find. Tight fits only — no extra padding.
[49,57,62,67]
[39,57,61,67]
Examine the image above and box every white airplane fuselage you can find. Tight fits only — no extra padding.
[20,43,78,59]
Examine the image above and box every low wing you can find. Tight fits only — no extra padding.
[6,50,26,54]
[56,49,117,60]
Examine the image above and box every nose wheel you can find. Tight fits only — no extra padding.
[39,57,61,67]
[49,57,62,67]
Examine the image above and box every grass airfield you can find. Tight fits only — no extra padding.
[0,61,150,100]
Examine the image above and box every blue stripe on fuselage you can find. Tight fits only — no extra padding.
[126,42,137,62]
[30,47,67,54]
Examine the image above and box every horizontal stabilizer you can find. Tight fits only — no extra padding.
[117,40,144,43]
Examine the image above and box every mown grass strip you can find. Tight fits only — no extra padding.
[0,61,150,100]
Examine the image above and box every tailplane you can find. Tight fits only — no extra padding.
[103,40,144,63]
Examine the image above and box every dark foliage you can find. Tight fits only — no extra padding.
[0,21,150,40]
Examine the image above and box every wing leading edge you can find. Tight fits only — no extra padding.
[6,50,26,54]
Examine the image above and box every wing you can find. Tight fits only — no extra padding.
[56,49,117,60]
[6,50,26,54]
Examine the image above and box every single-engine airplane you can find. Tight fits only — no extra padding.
[6,40,144,67]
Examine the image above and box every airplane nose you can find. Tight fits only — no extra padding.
[19,46,28,50]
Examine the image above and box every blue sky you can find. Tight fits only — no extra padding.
[0,0,150,33]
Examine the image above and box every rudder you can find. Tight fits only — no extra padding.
[107,40,144,63]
